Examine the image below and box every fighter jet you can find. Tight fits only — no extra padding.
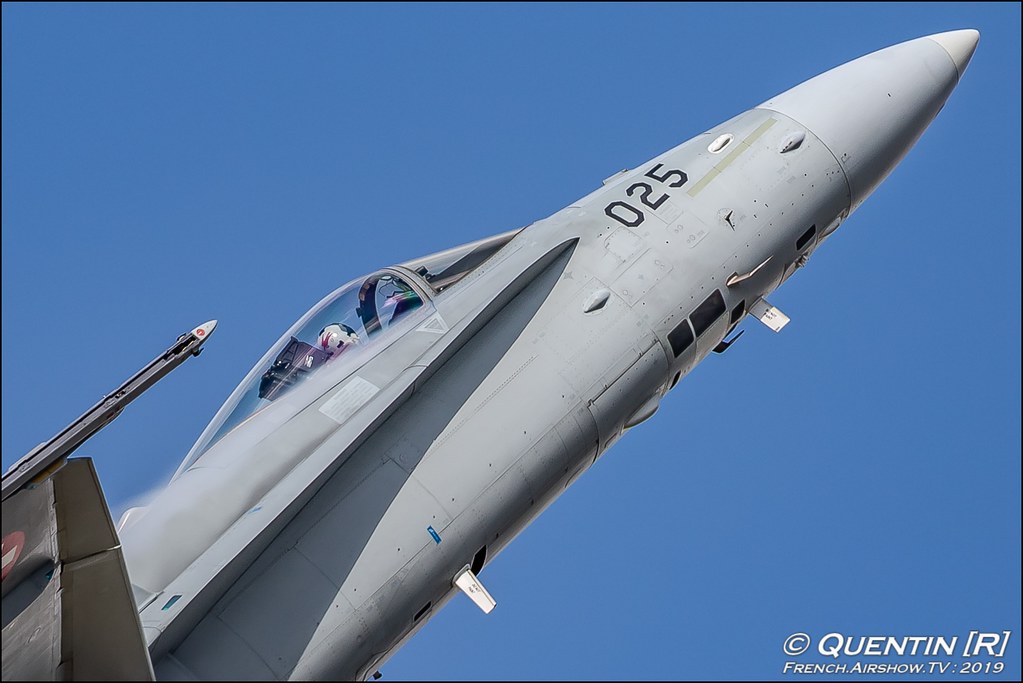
[1,29,979,680]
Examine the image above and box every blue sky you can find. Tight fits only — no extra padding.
[2,3,1019,680]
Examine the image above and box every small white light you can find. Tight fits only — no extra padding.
[779,131,806,153]
[708,133,733,153]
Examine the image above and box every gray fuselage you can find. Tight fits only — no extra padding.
[118,30,974,681]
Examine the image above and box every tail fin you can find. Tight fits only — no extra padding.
[2,457,154,680]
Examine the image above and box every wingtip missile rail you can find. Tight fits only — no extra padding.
[1,320,217,501]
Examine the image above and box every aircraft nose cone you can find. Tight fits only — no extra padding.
[759,31,977,211]
[928,29,980,81]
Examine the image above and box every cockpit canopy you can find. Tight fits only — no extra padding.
[177,228,521,475]
[183,270,427,465]
[256,272,423,402]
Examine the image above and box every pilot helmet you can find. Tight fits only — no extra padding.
[318,323,359,355]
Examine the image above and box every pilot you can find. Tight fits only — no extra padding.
[318,323,360,358]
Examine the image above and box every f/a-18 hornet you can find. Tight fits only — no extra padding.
[2,29,979,681]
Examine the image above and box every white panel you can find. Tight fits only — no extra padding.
[319,377,380,424]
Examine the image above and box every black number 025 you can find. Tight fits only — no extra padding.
[604,164,689,228]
